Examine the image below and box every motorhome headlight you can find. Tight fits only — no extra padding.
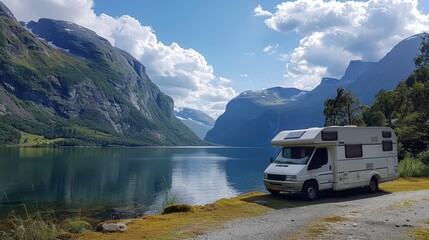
[285,175,297,181]
[264,173,268,179]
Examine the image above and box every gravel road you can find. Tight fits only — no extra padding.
[191,190,429,240]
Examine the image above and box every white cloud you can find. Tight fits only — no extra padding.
[218,77,232,84]
[244,51,255,56]
[257,0,429,90]
[3,0,236,118]
[240,73,248,78]
[263,44,279,55]
[254,4,272,17]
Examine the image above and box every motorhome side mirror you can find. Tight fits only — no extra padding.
[308,158,322,170]
[270,158,273,163]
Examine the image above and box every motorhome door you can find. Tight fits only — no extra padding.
[307,148,333,190]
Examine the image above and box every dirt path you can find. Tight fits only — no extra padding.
[191,190,429,240]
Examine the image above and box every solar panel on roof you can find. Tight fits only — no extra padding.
[284,131,306,139]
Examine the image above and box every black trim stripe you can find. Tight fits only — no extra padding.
[320,182,332,185]
[337,143,397,146]
[339,169,367,173]
[318,173,333,176]
[338,167,387,174]
[337,156,391,161]
[375,167,388,170]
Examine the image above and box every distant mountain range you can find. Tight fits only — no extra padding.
[205,34,422,146]
[0,1,203,146]
[175,107,215,140]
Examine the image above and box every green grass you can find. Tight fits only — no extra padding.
[19,132,64,146]
[157,179,181,214]
[0,212,60,240]
[0,210,92,239]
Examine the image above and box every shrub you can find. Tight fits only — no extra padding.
[398,157,429,177]
[162,204,193,215]
[62,218,91,233]
[156,179,181,214]
[417,149,429,165]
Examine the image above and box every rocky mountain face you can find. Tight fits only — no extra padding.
[205,87,308,146]
[0,2,203,146]
[205,35,421,146]
[175,107,215,139]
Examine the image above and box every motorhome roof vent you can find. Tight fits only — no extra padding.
[284,131,306,139]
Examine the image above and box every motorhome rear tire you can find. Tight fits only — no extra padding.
[367,177,379,193]
[302,181,319,201]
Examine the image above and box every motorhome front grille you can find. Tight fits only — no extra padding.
[267,174,286,181]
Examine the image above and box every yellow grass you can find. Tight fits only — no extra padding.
[76,192,271,240]
[388,199,417,209]
[380,178,429,192]
[74,178,429,240]
[285,216,347,240]
[409,227,429,240]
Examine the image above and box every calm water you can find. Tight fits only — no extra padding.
[0,147,277,223]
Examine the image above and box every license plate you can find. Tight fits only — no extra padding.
[270,185,281,191]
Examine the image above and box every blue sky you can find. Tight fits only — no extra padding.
[3,0,429,118]
[92,0,292,92]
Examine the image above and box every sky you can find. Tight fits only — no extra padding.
[2,0,429,118]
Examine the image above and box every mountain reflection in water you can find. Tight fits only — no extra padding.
[0,147,276,222]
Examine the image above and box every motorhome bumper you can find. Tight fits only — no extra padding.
[264,180,304,193]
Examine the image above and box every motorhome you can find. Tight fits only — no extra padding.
[263,126,398,200]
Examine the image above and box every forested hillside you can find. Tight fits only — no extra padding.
[323,34,429,176]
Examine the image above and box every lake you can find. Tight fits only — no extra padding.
[0,147,277,223]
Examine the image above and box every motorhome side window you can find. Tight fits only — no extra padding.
[382,141,393,151]
[321,131,338,141]
[382,131,392,138]
[275,147,315,165]
[345,144,363,158]
[312,148,328,165]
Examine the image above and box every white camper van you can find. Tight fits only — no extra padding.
[263,126,398,200]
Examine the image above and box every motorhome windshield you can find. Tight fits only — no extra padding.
[274,147,315,164]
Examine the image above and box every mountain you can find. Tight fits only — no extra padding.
[0,2,204,146]
[205,87,308,146]
[340,60,377,83]
[350,35,421,104]
[205,35,421,146]
[174,107,215,139]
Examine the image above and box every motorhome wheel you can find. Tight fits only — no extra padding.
[302,181,319,201]
[367,177,379,193]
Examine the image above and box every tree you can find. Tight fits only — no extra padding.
[373,90,398,127]
[323,88,363,126]
[323,98,338,126]
[414,33,429,68]
[362,106,387,127]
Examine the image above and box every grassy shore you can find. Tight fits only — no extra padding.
[19,132,64,147]
[68,178,429,240]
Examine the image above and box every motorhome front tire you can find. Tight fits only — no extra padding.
[301,181,319,201]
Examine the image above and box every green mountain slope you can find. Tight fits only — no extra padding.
[0,2,204,146]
